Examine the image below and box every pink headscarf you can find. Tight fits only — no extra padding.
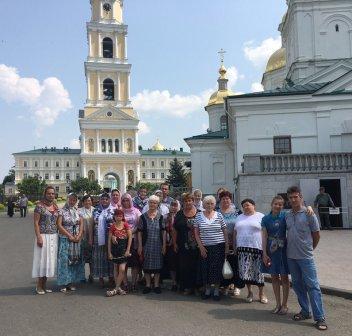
[110,189,121,209]
[121,193,141,232]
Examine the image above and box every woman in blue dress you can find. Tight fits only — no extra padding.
[261,195,290,315]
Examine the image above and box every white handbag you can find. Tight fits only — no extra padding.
[222,259,234,280]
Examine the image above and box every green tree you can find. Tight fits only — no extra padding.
[17,176,47,201]
[166,158,187,188]
[135,182,160,195]
[2,168,15,185]
[70,178,102,195]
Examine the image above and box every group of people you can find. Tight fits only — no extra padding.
[7,194,28,218]
[31,183,327,331]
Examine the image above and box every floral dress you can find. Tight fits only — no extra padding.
[57,205,85,286]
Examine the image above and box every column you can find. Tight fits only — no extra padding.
[96,130,100,153]
[121,130,125,153]
[82,131,86,153]
[88,32,92,57]
[87,72,91,102]
[127,73,131,102]
[123,163,127,193]
[97,163,101,184]
[98,32,102,58]
[82,163,87,178]
[114,33,119,59]
[97,72,101,101]
[134,131,139,153]
[124,33,127,59]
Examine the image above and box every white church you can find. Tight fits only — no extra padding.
[186,0,352,228]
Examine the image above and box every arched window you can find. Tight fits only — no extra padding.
[114,139,120,152]
[335,24,339,32]
[88,139,94,152]
[103,78,114,101]
[88,170,95,182]
[125,138,133,153]
[128,170,134,186]
[103,37,113,58]
[101,139,106,152]
[220,115,228,131]
[108,139,113,153]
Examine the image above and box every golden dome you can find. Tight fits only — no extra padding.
[265,47,286,73]
[207,65,234,106]
[152,139,165,151]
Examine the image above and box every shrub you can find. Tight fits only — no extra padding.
[0,204,5,211]
[27,201,34,207]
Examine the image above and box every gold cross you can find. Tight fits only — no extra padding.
[218,48,226,64]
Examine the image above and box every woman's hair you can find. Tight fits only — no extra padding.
[192,189,202,197]
[68,192,78,200]
[182,192,194,203]
[82,194,92,203]
[271,195,284,205]
[43,185,55,196]
[114,209,125,221]
[148,195,160,204]
[203,195,216,205]
[241,198,256,207]
[111,189,120,195]
[219,190,232,201]
[100,192,110,199]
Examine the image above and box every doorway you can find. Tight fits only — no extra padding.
[319,179,342,228]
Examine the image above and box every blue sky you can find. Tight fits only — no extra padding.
[0,0,286,180]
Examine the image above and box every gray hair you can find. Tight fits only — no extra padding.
[192,189,202,197]
[148,195,160,204]
[203,195,216,205]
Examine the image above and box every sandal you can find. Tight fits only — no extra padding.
[106,288,118,297]
[60,287,67,293]
[293,312,312,321]
[246,292,254,303]
[35,287,45,295]
[271,306,281,314]
[117,287,127,295]
[315,319,328,331]
[259,296,268,304]
[278,307,289,315]
[44,289,53,293]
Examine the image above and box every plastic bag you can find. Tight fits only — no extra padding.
[222,259,233,280]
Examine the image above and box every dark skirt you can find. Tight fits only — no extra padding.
[178,248,199,290]
[199,243,225,285]
[161,246,178,280]
[221,252,245,289]
[111,239,128,265]
[237,247,264,287]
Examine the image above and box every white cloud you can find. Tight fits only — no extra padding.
[0,64,72,136]
[69,138,80,149]
[132,65,242,119]
[251,82,264,92]
[244,36,281,68]
[138,121,151,134]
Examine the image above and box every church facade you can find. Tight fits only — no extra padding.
[12,0,190,195]
[186,0,352,228]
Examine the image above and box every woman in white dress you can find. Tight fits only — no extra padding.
[32,186,59,294]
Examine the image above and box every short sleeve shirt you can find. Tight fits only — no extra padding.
[235,212,265,250]
[110,223,129,240]
[193,211,226,246]
[285,208,320,259]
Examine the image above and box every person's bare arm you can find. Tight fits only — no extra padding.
[137,231,143,256]
[312,231,320,250]
[108,231,113,260]
[76,217,84,241]
[126,229,132,256]
[222,227,229,255]
[194,227,207,258]
[34,212,43,248]
[57,216,74,241]
[162,230,167,255]
[88,218,94,246]
[261,228,270,265]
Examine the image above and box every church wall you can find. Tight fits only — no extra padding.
[118,34,125,59]
[113,1,123,22]
[90,31,99,58]
[88,72,97,101]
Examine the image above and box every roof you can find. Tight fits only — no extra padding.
[184,129,229,141]
[139,149,190,156]
[265,47,286,73]
[230,82,330,99]
[13,148,81,155]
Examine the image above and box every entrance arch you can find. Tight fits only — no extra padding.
[103,172,120,191]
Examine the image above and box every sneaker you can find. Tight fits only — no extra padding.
[143,287,151,294]
[154,287,162,294]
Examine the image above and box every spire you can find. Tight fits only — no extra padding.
[217,48,228,91]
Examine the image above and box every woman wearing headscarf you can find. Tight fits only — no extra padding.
[110,189,121,210]
[121,193,141,291]
[32,186,59,294]
[192,189,204,211]
[57,193,85,292]
[78,195,94,283]
[92,193,115,288]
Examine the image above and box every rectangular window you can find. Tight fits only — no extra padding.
[274,136,292,154]
[65,173,70,180]
[44,173,49,180]
[45,161,49,168]
[151,173,156,179]
[142,161,146,167]
[66,186,70,193]
[56,161,60,168]
[151,161,155,167]
[55,186,60,192]
[23,173,28,179]
[142,173,146,179]
[34,161,38,168]
[23,161,27,168]
[161,172,165,179]
[160,161,164,167]
[66,161,70,168]
[55,173,60,180]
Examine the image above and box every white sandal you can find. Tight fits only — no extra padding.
[35,288,45,295]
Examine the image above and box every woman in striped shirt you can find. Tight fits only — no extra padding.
[194,195,229,301]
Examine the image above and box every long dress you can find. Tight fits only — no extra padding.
[78,207,94,264]
[261,211,289,275]
[92,205,115,278]
[32,202,59,278]
[57,206,85,286]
